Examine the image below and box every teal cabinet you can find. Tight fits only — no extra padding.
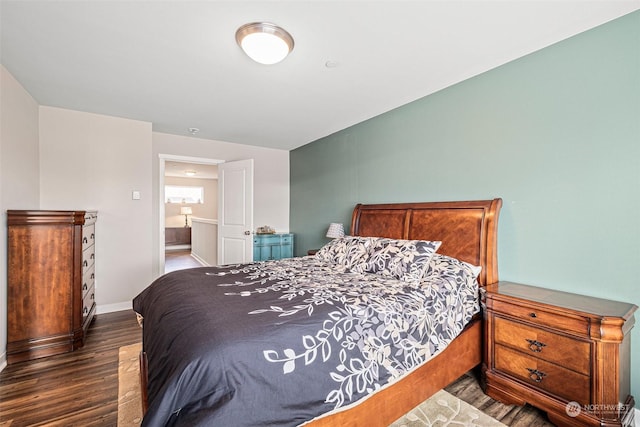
[253,233,294,261]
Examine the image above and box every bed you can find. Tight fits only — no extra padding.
[134,198,502,426]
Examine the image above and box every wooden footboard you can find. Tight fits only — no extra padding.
[305,318,482,426]
[138,318,482,426]
[139,350,149,415]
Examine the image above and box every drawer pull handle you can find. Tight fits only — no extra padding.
[83,283,88,290]
[526,339,546,352]
[83,260,88,267]
[83,237,88,244]
[526,368,546,383]
[91,253,95,259]
[529,312,537,318]
[91,233,95,240]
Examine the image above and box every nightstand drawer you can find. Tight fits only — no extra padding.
[491,299,589,337]
[495,344,590,405]
[494,316,590,375]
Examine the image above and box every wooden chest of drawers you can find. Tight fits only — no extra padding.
[482,281,637,427]
[7,210,97,363]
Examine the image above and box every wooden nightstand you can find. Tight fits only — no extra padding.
[482,281,637,427]
[307,249,319,256]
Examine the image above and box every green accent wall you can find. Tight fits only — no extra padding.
[291,11,640,403]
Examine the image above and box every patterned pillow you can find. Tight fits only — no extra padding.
[425,253,482,281]
[316,236,374,272]
[364,238,441,284]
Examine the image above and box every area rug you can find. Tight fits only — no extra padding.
[389,389,507,427]
[117,342,506,427]
[118,343,144,426]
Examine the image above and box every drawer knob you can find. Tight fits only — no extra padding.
[526,339,546,352]
[529,312,537,318]
[526,368,546,383]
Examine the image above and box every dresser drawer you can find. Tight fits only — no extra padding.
[82,245,95,274]
[280,235,292,244]
[82,224,95,251]
[495,344,590,405]
[494,316,590,375]
[491,299,589,337]
[254,235,281,245]
[82,264,95,297]
[82,285,95,323]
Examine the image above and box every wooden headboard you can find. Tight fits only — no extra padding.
[350,198,502,286]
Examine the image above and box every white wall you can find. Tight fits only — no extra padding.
[0,65,41,369]
[191,218,218,266]
[39,106,153,312]
[165,176,217,227]
[153,132,290,276]
[0,70,291,367]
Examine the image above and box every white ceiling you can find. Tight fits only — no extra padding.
[1,1,638,151]
[165,161,218,179]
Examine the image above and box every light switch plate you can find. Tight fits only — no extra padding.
[132,190,141,200]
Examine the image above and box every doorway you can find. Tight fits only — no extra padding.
[158,154,224,275]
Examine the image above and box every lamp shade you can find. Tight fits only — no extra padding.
[326,223,345,239]
[180,206,193,215]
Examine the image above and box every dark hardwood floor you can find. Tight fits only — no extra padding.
[0,292,552,426]
[0,310,141,427]
[445,372,554,426]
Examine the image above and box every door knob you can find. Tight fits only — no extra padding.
[244,230,251,235]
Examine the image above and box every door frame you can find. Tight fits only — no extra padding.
[158,154,224,276]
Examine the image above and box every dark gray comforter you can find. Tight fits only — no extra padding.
[133,255,479,426]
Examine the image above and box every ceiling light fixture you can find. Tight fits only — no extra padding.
[235,22,294,65]
[188,127,199,135]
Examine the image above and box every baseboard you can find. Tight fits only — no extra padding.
[97,301,132,314]
[0,351,6,373]
[166,244,191,251]
[635,407,639,427]
[190,252,210,267]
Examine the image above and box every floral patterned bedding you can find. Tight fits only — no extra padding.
[133,252,480,427]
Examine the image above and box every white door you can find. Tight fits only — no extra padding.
[218,159,254,265]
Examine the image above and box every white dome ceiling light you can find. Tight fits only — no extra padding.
[235,22,294,65]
